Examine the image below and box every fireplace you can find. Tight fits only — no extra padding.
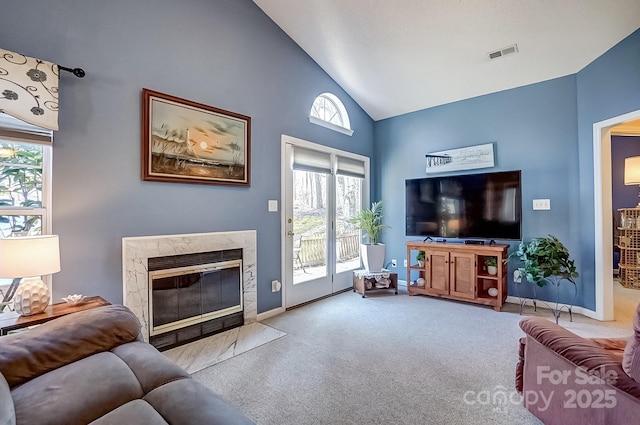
[146,249,244,350]
[150,261,242,333]
[122,231,257,347]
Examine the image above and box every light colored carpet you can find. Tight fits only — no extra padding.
[192,288,636,425]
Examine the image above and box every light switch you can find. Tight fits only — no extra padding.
[532,199,551,210]
[268,200,278,212]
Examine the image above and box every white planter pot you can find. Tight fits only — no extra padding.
[487,266,497,276]
[361,243,385,272]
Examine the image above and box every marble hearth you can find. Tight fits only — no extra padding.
[163,321,286,374]
[122,231,257,342]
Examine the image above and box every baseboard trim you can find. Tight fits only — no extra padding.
[257,307,285,321]
[396,283,601,320]
[271,280,600,321]
[286,287,352,311]
[505,296,599,320]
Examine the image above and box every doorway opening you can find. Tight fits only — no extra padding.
[280,135,370,308]
[594,109,640,321]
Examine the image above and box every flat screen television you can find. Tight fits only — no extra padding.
[405,170,522,240]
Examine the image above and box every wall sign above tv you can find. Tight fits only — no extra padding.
[425,142,495,174]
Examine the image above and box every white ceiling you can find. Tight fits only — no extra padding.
[253,0,640,121]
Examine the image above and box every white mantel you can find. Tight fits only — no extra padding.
[122,231,257,342]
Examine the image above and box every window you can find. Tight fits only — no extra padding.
[0,114,52,308]
[309,93,354,136]
[0,140,49,237]
[311,94,344,127]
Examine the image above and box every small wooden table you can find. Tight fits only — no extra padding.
[0,296,110,336]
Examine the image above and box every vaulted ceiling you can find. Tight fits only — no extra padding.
[253,1,640,121]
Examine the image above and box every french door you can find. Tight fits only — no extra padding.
[282,135,369,308]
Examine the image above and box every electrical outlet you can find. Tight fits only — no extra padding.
[532,199,551,210]
[513,270,521,283]
[271,280,281,292]
[403,259,408,267]
[391,259,397,268]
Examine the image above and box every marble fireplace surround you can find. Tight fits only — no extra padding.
[122,230,257,342]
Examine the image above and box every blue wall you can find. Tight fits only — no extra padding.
[2,0,638,313]
[576,28,640,309]
[0,0,375,312]
[375,28,640,310]
[611,136,640,212]
[374,76,580,303]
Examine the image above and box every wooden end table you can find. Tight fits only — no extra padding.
[0,296,110,336]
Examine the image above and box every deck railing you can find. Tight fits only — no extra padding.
[296,232,360,268]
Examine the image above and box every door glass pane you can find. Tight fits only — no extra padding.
[152,276,179,327]
[336,175,362,273]
[293,169,328,284]
[177,273,202,321]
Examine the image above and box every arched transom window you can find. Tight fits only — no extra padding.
[309,93,353,136]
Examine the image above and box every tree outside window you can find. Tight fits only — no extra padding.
[0,139,49,309]
[0,140,44,237]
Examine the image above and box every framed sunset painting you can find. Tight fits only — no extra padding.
[141,88,251,186]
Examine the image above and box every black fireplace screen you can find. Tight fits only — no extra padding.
[151,261,242,330]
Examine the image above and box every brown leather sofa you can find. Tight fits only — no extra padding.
[0,304,255,425]
[516,316,640,425]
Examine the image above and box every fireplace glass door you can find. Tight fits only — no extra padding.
[150,260,242,335]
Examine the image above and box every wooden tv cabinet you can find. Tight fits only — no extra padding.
[405,241,508,311]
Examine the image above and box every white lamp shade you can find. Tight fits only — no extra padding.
[0,235,60,278]
[625,156,640,185]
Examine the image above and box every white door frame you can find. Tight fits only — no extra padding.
[280,134,370,309]
[593,108,640,321]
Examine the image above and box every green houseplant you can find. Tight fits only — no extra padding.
[484,256,498,275]
[349,201,387,244]
[510,235,579,323]
[512,235,579,287]
[350,201,389,272]
[416,250,425,267]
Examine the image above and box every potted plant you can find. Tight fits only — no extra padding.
[349,201,389,272]
[510,235,579,323]
[416,250,425,267]
[484,256,497,275]
[512,235,579,287]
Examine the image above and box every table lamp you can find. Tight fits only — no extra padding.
[624,156,640,208]
[0,235,60,316]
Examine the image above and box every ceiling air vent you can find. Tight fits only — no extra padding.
[488,44,518,60]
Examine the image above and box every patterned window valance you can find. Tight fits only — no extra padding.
[0,47,59,131]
